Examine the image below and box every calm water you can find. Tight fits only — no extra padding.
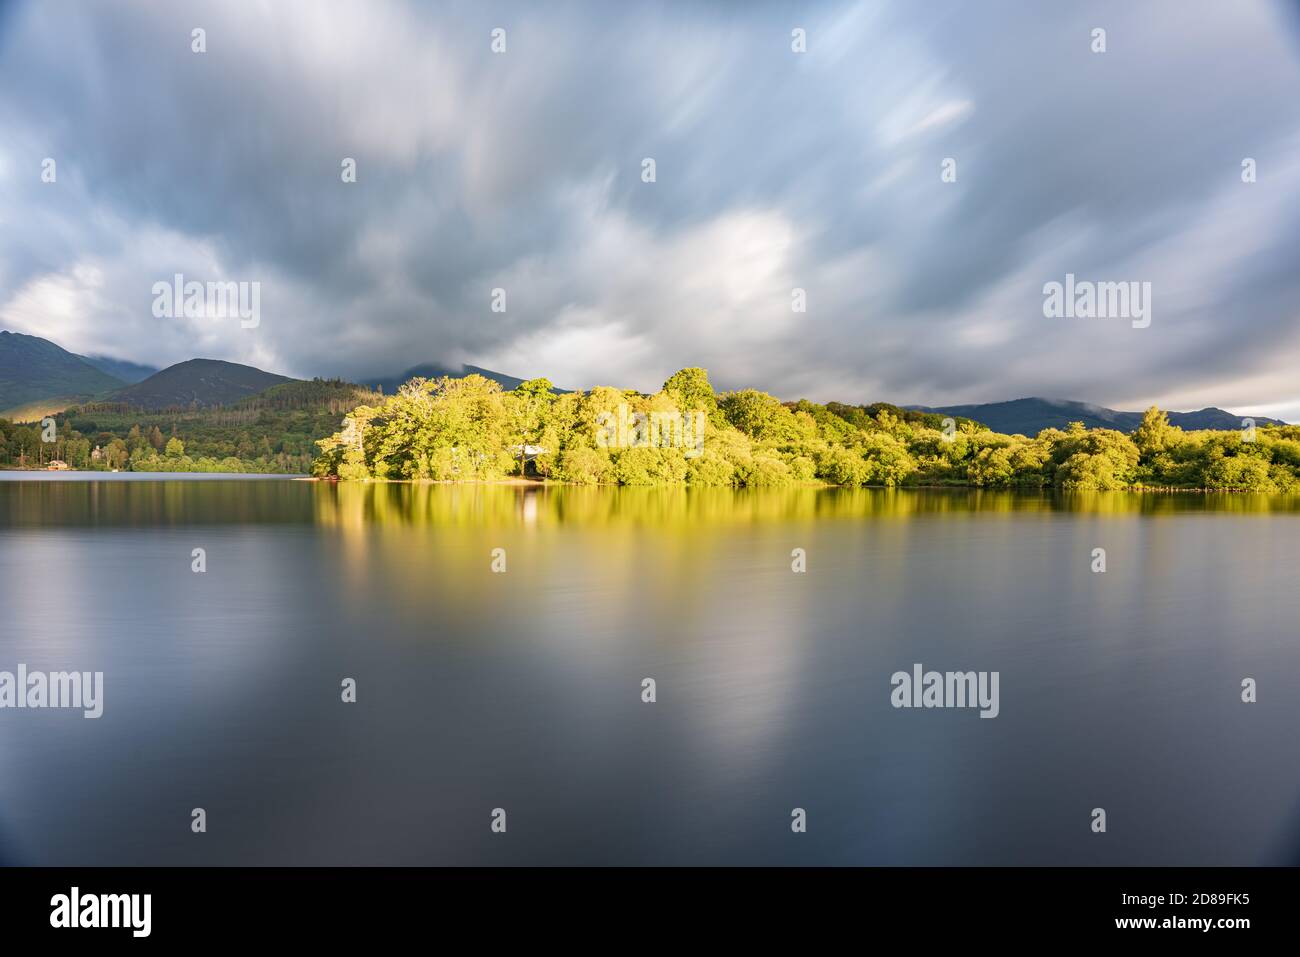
[2,476,1299,866]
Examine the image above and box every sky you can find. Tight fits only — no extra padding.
[2,0,1300,417]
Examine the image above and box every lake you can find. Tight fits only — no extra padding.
[2,475,1299,865]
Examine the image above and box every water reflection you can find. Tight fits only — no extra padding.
[6,478,1300,530]
[1,479,1299,865]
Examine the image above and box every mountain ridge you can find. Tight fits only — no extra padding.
[2,330,1287,430]
[0,330,125,411]
[104,358,295,410]
[364,363,569,394]
[909,396,1285,435]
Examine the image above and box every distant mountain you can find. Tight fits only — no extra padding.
[1160,407,1285,430]
[8,327,1284,437]
[78,354,158,384]
[363,363,461,394]
[107,358,295,410]
[0,330,125,413]
[463,364,538,392]
[909,397,1286,436]
[365,363,565,394]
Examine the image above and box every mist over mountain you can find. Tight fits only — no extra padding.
[78,354,158,384]
[364,364,568,395]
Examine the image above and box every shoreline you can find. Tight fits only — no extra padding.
[287,476,1300,494]
[2,467,1293,494]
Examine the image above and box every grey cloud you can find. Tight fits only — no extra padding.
[1,0,1298,415]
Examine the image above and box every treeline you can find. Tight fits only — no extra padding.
[0,418,299,473]
[0,419,91,469]
[311,368,1300,491]
[1,379,381,474]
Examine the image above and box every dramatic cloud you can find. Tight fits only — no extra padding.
[2,0,1299,416]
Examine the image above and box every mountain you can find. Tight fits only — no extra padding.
[106,358,295,410]
[463,364,536,392]
[909,397,1286,436]
[1161,407,1286,430]
[0,330,126,413]
[78,354,158,384]
[365,363,565,394]
[363,363,461,394]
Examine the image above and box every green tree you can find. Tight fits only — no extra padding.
[662,368,718,417]
[507,378,555,476]
[1134,406,1180,459]
[719,389,800,442]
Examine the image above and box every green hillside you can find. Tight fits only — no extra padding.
[107,358,294,409]
[0,378,382,473]
[0,330,125,411]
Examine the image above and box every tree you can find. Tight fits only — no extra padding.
[507,378,555,477]
[1054,430,1140,489]
[556,445,610,484]
[303,369,1300,492]
[105,438,129,469]
[719,389,798,442]
[1134,406,1179,459]
[662,368,718,417]
[861,433,916,486]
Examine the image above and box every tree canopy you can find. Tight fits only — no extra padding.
[308,374,1300,493]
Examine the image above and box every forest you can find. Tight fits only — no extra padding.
[0,379,382,474]
[311,368,1300,492]
[5,366,1297,491]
